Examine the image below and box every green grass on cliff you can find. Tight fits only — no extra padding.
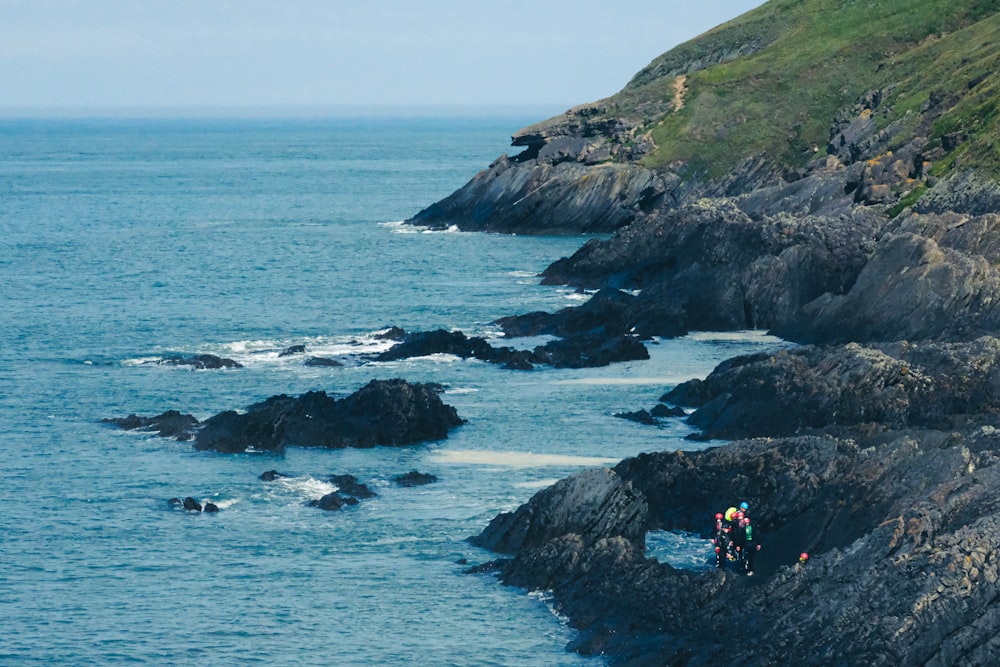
[620,0,1000,177]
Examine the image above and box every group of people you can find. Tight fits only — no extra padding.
[711,501,760,576]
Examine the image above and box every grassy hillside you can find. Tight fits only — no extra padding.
[614,0,1000,177]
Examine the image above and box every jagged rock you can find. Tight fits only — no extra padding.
[374,326,406,340]
[159,354,242,370]
[787,213,1000,343]
[406,155,667,235]
[532,333,649,369]
[374,329,496,362]
[393,470,438,487]
[102,410,199,440]
[479,427,1000,665]
[279,345,306,357]
[613,409,659,425]
[539,199,885,337]
[650,403,685,418]
[494,289,637,338]
[371,326,645,370]
[330,473,377,499]
[259,470,287,482]
[193,379,464,454]
[663,337,1000,440]
[471,467,648,555]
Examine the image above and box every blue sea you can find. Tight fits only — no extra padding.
[0,116,786,666]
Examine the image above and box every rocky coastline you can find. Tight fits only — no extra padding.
[396,1,1000,662]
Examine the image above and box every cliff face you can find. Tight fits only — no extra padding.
[410,1,1000,237]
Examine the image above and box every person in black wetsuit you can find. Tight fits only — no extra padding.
[711,512,728,568]
[730,510,747,566]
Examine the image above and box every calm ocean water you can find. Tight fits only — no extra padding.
[0,116,785,665]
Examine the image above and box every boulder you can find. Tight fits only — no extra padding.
[193,379,464,454]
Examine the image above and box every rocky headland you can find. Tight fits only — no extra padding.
[398,0,1000,663]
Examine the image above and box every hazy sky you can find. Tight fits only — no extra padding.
[1,0,766,115]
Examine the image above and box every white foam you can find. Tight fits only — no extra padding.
[431,450,618,468]
[207,498,240,510]
[274,476,337,500]
[121,356,164,367]
[443,387,479,395]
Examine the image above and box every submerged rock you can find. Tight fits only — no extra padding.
[159,354,242,370]
[102,410,199,440]
[393,470,438,487]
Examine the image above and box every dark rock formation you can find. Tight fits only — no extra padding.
[203,502,219,513]
[393,470,438,487]
[649,403,685,418]
[786,212,1000,343]
[259,470,287,482]
[663,336,1000,440]
[374,326,406,340]
[532,332,649,368]
[182,497,202,511]
[371,326,648,370]
[193,379,464,454]
[279,345,306,357]
[159,354,242,370]
[538,199,885,338]
[308,492,348,511]
[304,356,343,367]
[613,409,659,426]
[407,155,667,235]
[102,410,199,440]
[330,473,377,499]
[475,426,1000,665]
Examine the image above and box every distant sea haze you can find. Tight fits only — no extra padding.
[0,116,785,665]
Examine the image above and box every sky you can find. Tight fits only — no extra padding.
[0,0,767,116]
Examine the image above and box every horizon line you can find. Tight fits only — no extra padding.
[0,103,571,120]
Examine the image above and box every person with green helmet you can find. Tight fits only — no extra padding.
[742,517,760,576]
